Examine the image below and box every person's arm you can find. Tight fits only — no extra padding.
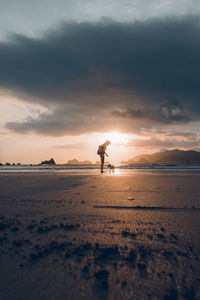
[105,152,109,157]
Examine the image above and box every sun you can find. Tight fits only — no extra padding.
[101,131,131,145]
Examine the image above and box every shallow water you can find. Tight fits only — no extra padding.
[1,165,200,176]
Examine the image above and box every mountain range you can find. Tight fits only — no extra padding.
[66,159,93,165]
[121,149,200,165]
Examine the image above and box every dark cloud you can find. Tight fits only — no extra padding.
[1,16,200,135]
[110,104,189,124]
[51,142,88,149]
[128,136,200,149]
[164,131,197,138]
[5,105,122,136]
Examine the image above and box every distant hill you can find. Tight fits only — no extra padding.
[67,159,93,165]
[121,149,200,165]
[94,160,109,166]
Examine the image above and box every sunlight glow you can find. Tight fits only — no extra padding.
[101,131,131,145]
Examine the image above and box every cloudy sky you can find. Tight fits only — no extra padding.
[1,0,200,164]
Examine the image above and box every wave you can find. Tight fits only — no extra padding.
[1,164,200,173]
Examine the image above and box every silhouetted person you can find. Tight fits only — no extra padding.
[97,140,111,173]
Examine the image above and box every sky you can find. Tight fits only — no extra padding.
[1,0,200,164]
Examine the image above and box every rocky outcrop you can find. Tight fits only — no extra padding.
[40,158,56,165]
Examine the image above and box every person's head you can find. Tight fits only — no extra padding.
[105,140,111,146]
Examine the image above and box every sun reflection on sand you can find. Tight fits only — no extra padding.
[110,168,121,175]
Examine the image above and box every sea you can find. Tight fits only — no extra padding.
[1,164,200,175]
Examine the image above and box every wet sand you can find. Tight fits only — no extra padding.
[0,171,200,300]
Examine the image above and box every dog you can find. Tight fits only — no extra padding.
[107,164,115,173]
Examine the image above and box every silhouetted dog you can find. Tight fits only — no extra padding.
[107,164,115,173]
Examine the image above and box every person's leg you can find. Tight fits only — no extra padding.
[100,155,104,173]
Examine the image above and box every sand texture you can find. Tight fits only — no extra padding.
[0,171,200,300]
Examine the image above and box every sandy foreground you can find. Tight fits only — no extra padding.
[0,170,200,300]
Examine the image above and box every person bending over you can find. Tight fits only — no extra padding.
[97,140,111,173]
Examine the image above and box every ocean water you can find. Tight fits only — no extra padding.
[1,164,200,175]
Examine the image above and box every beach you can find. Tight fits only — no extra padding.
[0,170,200,300]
